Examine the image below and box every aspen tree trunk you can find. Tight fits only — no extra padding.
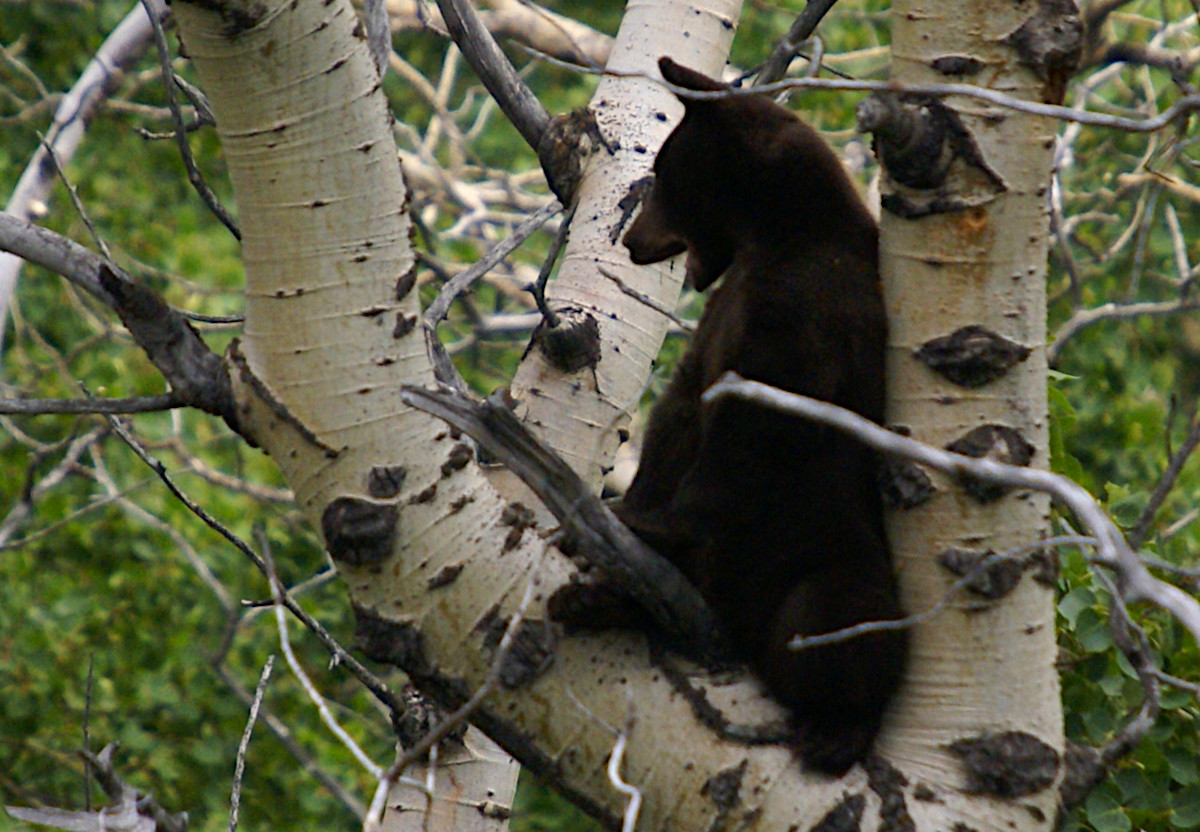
[879,1,1065,830]
[507,1,741,491]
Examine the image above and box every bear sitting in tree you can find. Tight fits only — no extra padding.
[615,57,908,776]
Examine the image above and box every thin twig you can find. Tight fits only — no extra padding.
[1153,668,1200,698]
[263,537,386,779]
[788,536,1095,651]
[211,661,366,817]
[1049,298,1200,364]
[597,267,696,333]
[423,198,561,327]
[103,414,406,716]
[530,202,574,328]
[37,133,114,261]
[422,199,560,391]
[545,60,1200,133]
[1124,184,1160,300]
[229,655,274,832]
[0,426,112,549]
[1128,411,1200,550]
[1050,172,1084,306]
[1165,204,1191,285]
[0,392,185,415]
[140,0,241,239]
[608,698,641,832]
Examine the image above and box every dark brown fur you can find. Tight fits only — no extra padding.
[616,57,907,776]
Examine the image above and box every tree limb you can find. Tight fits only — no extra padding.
[0,393,185,415]
[755,0,840,85]
[399,384,728,660]
[1048,298,1200,364]
[5,744,188,832]
[0,213,238,427]
[434,0,550,152]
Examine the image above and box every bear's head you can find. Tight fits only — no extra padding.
[623,57,870,291]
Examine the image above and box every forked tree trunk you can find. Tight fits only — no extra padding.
[171,0,1067,827]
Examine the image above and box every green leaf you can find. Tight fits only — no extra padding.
[1049,385,1085,481]
[1085,788,1133,832]
[1049,369,1082,381]
[1076,608,1115,653]
[1169,749,1200,785]
[1104,482,1147,529]
[1172,785,1200,828]
[1059,586,1098,628]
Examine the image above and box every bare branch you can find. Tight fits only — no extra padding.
[1165,203,1192,285]
[229,656,274,832]
[479,0,611,66]
[754,0,840,85]
[5,743,188,832]
[0,208,114,296]
[434,0,550,152]
[789,537,1089,652]
[421,199,561,390]
[703,373,1200,647]
[0,426,109,549]
[0,0,161,341]
[0,213,237,423]
[1128,411,1200,550]
[38,133,114,262]
[423,199,561,327]
[263,538,396,782]
[583,65,1200,133]
[141,0,241,239]
[0,392,185,415]
[210,662,366,818]
[399,384,728,659]
[608,704,642,832]
[1048,298,1200,364]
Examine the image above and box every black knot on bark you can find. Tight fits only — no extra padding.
[322,496,398,567]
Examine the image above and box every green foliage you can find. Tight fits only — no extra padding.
[1044,3,1200,828]
[5,1,1200,831]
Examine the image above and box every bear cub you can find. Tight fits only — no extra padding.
[615,57,908,776]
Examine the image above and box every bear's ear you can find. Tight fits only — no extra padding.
[658,57,726,94]
[623,182,687,266]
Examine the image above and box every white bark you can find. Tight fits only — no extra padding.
[881,2,1062,829]
[508,0,741,491]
